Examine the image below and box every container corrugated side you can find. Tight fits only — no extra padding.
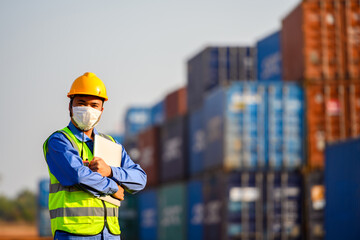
[160,116,188,183]
[204,83,247,171]
[243,82,268,169]
[158,182,186,240]
[257,31,282,81]
[305,170,325,240]
[188,108,205,176]
[203,171,226,240]
[204,87,226,171]
[139,189,158,240]
[187,179,204,240]
[138,126,160,187]
[325,138,360,239]
[346,0,360,80]
[266,171,303,240]
[283,83,304,169]
[187,53,205,113]
[268,82,284,169]
[226,171,265,240]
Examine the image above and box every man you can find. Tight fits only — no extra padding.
[43,72,147,239]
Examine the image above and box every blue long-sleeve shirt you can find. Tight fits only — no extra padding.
[46,122,147,197]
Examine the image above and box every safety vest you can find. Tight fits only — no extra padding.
[43,127,121,236]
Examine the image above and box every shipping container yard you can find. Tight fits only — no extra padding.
[35,0,360,239]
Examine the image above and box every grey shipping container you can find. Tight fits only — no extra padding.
[187,46,257,113]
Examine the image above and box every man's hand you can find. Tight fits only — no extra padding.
[88,157,112,177]
[112,184,125,201]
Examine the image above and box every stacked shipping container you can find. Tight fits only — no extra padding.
[37,0,360,238]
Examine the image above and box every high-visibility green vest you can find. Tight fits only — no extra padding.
[43,127,121,236]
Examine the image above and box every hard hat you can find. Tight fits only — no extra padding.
[67,72,108,101]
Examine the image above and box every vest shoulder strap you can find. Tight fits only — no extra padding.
[98,133,116,143]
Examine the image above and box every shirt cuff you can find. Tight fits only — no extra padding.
[108,178,119,195]
[110,166,122,184]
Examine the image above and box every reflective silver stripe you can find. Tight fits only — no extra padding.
[59,130,80,152]
[50,207,118,219]
[49,183,80,194]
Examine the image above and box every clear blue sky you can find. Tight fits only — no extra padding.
[0,0,300,197]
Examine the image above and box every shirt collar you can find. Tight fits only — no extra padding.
[68,121,99,142]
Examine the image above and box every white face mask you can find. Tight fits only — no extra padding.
[72,106,102,131]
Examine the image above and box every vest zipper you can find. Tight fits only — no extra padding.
[102,200,107,227]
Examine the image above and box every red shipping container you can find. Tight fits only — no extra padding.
[165,87,187,120]
[138,126,161,187]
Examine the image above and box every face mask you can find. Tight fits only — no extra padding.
[72,106,102,131]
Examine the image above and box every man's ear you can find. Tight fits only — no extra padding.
[69,102,73,117]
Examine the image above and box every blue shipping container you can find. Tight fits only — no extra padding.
[325,138,360,240]
[38,207,52,236]
[227,172,264,239]
[38,178,50,208]
[125,107,152,138]
[187,180,204,240]
[243,82,268,169]
[151,100,165,126]
[268,83,284,169]
[204,82,246,171]
[188,108,205,176]
[257,31,282,81]
[266,171,302,240]
[283,83,304,169]
[139,189,158,240]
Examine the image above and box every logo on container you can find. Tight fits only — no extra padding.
[191,203,204,225]
[204,200,222,224]
[129,111,149,124]
[161,205,182,227]
[261,52,281,80]
[141,209,157,228]
[163,137,182,162]
[141,147,153,168]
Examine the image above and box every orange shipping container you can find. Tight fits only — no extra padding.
[165,87,187,120]
[306,82,349,169]
[348,81,360,137]
[345,0,360,79]
[282,1,347,82]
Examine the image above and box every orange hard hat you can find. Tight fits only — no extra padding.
[67,72,108,101]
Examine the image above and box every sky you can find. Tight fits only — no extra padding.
[0,0,300,198]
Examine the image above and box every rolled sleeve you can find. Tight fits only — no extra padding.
[109,148,147,194]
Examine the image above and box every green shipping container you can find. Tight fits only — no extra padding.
[119,193,139,240]
[158,182,186,240]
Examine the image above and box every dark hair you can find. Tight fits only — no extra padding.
[69,94,105,107]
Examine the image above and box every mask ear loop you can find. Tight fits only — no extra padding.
[81,131,85,160]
